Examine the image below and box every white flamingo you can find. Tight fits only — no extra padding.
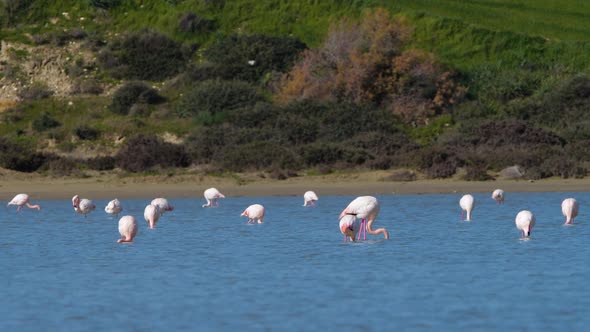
[303,191,319,207]
[151,198,173,216]
[202,188,225,208]
[241,204,265,224]
[339,196,388,240]
[460,194,475,221]
[491,189,504,204]
[339,214,362,242]
[144,204,160,229]
[104,199,123,218]
[515,210,535,238]
[117,215,138,243]
[7,193,41,211]
[72,195,96,217]
[561,198,579,225]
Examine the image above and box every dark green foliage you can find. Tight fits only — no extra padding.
[115,134,191,172]
[176,80,263,120]
[418,147,462,179]
[204,34,306,81]
[32,112,60,132]
[109,81,164,115]
[74,125,100,140]
[217,142,301,172]
[0,137,45,172]
[42,155,81,177]
[84,156,116,171]
[89,0,120,9]
[99,30,192,80]
[178,12,215,34]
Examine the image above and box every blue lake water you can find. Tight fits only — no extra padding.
[1,192,589,331]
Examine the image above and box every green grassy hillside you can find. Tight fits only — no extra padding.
[2,0,590,179]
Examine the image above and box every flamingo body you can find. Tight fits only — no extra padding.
[460,194,475,221]
[561,198,579,225]
[492,189,505,204]
[241,204,265,224]
[144,204,160,229]
[105,199,123,217]
[151,198,173,215]
[339,196,388,240]
[203,188,226,207]
[7,193,41,211]
[515,210,536,238]
[339,214,361,241]
[303,191,319,207]
[117,216,138,243]
[72,195,96,217]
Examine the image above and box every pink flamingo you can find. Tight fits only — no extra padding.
[117,215,138,243]
[241,204,265,224]
[202,188,226,207]
[72,195,96,217]
[303,191,319,207]
[491,189,504,204]
[515,210,535,238]
[144,204,160,229]
[460,194,475,221]
[339,196,389,240]
[151,198,174,215]
[7,193,41,211]
[104,199,123,218]
[561,198,579,225]
[339,214,361,242]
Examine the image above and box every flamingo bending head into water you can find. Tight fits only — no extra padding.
[339,196,388,240]
[117,216,138,243]
[105,199,123,218]
[492,189,505,204]
[151,198,173,216]
[561,198,579,225]
[515,210,535,238]
[339,214,361,242]
[303,191,318,207]
[202,188,225,208]
[7,193,41,211]
[144,204,160,229]
[72,195,96,217]
[241,204,265,224]
[460,194,475,221]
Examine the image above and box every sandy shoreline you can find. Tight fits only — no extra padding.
[1,170,589,200]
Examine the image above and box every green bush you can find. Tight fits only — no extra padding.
[109,81,164,115]
[18,83,52,101]
[0,137,45,172]
[115,134,191,172]
[176,80,263,120]
[74,125,100,140]
[204,34,306,82]
[178,12,216,34]
[85,156,116,171]
[89,0,120,9]
[32,112,61,132]
[99,30,192,80]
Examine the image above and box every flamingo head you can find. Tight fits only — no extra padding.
[72,195,80,208]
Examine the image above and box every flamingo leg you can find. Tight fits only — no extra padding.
[363,219,367,240]
[311,201,315,207]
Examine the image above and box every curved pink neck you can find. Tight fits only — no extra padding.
[26,203,41,210]
[366,219,389,240]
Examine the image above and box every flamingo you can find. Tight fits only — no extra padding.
[72,195,96,217]
[515,210,535,238]
[117,215,138,243]
[561,198,579,225]
[241,204,265,224]
[202,188,225,208]
[339,214,361,242]
[339,196,389,240]
[104,199,123,218]
[492,189,504,204]
[7,193,41,211]
[151,198,174,215]
[144,204,160,229]
[460,194,475,221]
[303,191,319,207]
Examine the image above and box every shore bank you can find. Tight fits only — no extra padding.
[0,170,589,200]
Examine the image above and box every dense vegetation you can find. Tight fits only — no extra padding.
[2,1,590,180]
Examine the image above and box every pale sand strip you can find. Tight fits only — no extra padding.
[0,172,589,200]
